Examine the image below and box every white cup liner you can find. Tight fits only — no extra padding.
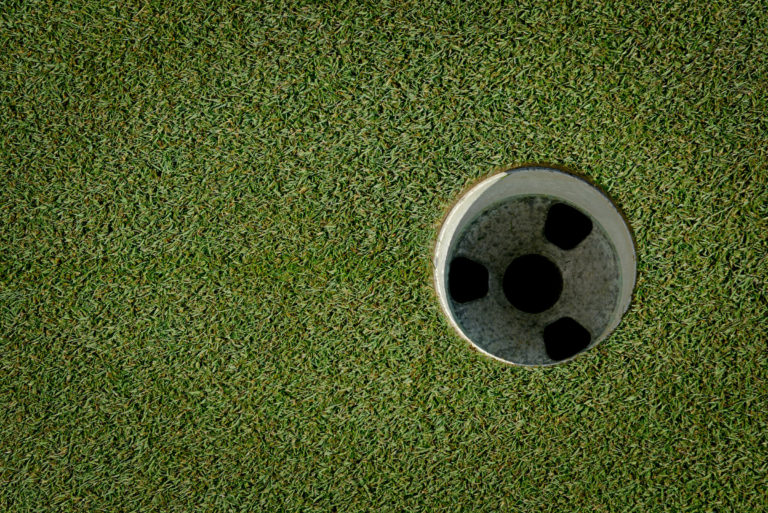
[434,166,636,366]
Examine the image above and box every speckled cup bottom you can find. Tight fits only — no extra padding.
[448,196,620,365]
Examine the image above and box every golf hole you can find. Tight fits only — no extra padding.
[434,166,636,366]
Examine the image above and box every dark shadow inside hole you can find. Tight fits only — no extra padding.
[543,317,591,361]
[503,254,562,313]
[545,203,593,250]
[449,257,489,303]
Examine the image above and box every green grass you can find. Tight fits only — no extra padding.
[1,0,767,511]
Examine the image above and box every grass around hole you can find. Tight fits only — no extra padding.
[1,1,767,511]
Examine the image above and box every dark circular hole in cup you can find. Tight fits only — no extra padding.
[503,254,562,313]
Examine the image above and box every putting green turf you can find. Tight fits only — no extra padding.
[2,1,767,511]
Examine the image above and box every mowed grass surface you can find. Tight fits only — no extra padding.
[2,1,767,511]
